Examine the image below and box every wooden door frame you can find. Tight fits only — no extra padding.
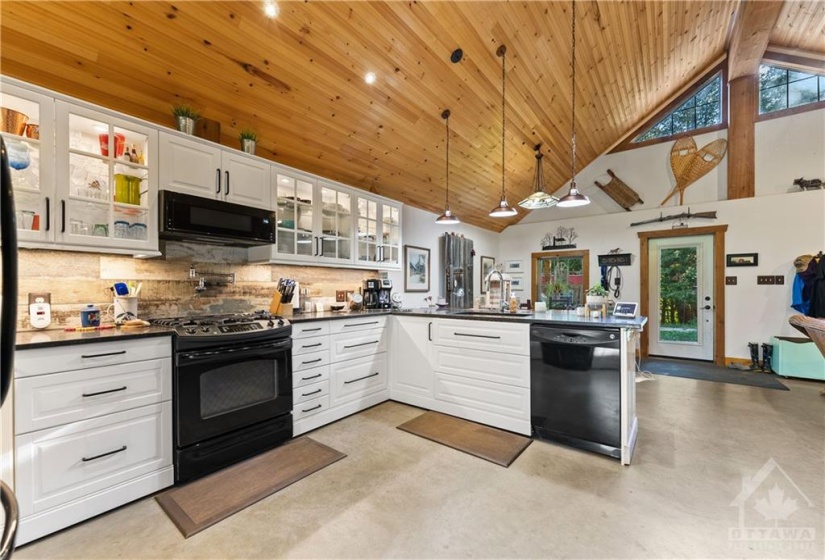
[530,249,590,305]
[638,225,728,366]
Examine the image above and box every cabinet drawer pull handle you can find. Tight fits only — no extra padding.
[343,340,378,349]
[216,168,221,194]
[302,343,323,349]
[81,350,127,359]
[82,445,127,462]
[428,322,432,341]
[61,200,66,233]
[82,386,127,398]
[454,332,501,340]
[301,373,323,381]
[301,358,323,365]
[343,372,380,384]
[302,327,322,332]
[225,170,230,196]
[302,388,323,397]
[45,197,50,231]
[301,404,322,413]
[343,321,379,328]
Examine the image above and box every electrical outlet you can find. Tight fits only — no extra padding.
[775,275,785,285]
[757,275,775,285]
[725,276,737,285]
[336,290,347,302]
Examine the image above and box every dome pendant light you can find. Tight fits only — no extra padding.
[557,0,591,209]
[518,144,559,209]
[489,45,518,218]
[436,109,460,224]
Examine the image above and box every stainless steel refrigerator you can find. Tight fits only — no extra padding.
[1,137,21,558]
[441,232,474,308]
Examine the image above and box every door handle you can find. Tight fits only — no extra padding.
[61,200,66,233]
[428,322,432,341]
[225,170,230,196]
[216,168,221,194]
[45,197,50,231]
[703,305,712,310]
[314,237,319,256]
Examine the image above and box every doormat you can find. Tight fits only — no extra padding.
[642,357,789,391]
[397,411,531,467]
[156,437,346,538]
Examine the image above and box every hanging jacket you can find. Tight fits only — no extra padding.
[791,274,810,314]
[808,257,825,318]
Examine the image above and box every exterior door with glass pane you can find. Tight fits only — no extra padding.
[274,172,315,260]
[317,183,352,264]
[648,235,714,360]
[55,102,158,252]
[380,203,401,268]
[0,81,56,244]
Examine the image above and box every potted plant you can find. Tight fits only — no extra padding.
[171,105,200,135]
[239,129,258,154]
[585,284,609,306]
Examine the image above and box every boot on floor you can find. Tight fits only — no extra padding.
[748,342,760,370]
[761,343,774,373]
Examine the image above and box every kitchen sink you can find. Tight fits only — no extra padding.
[452,310,534,317]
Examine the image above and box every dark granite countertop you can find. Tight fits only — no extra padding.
[290,308,647,329]
[15,326,175,350]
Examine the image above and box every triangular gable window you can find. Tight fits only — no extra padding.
[633,73,723,143]
[759,63,825,115]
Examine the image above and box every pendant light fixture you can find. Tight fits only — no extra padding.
[435,109,460,224]
[557,0,591,208]
[489,45,518,218]
[518,143,559,209]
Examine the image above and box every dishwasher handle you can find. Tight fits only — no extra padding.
[530,326,619,347]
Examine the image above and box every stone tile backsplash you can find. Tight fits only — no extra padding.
[14,242,378,331]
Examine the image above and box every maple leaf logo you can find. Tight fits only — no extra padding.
[753,484,799,522]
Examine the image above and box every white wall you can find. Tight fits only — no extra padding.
[389,205,500,307]
[755,107,825,195]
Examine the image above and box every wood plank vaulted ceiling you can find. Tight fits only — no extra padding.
[1,1,824,232]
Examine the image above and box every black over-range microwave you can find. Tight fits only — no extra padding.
[159,190,277,246]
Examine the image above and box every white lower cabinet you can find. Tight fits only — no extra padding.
[390,316,531,435]
[13,336,174,545]
[292,319,389,435]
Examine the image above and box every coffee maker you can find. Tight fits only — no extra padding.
[364,278,392,309]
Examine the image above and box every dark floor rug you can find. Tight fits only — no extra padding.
[156,437,345,538]
[397,411,532,467]
[642,357,790,391]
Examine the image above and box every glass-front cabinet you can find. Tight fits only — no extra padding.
[355,196,402,269]
[318,182,352,264]
[274,171,316,260]
[0,81,56,244]
[55,102,158,253]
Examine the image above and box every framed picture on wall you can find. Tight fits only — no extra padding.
[505,259,523,273]
[480,256,495,294]
[726,253,758,267]
[510,273,524,291]
[404,245,431,292]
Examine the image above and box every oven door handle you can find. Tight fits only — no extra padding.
[180,339,291,362]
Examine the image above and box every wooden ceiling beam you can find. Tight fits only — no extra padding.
[727,0,785,80]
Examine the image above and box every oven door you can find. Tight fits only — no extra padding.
[176,337,292,448]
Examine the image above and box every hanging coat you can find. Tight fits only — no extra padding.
[808,257,825,318]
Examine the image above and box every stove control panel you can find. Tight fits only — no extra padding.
[219,323,263,334]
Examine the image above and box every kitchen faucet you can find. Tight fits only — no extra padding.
[486,268,508,311]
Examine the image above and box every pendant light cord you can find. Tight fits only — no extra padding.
[443,109,451,211]
[500,45,507,199]
[570,0,577,185]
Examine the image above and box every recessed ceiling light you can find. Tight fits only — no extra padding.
[364,72,377,85]
[263,0,279,18]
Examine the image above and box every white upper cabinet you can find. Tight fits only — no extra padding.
[317,182,353,265]
[55,102,159,254]
[0,80,56,245]
[158,131,270,209]
[354,196,401,269]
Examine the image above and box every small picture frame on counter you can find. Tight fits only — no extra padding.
[505,259,523,273]
[404,245,430,292]
[726,253,758,267]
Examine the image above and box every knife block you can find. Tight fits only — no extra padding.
[269,292,293,316]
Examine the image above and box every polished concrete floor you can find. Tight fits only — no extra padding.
[16,375,825,559]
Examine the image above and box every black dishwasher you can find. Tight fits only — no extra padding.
[530,325,622,459]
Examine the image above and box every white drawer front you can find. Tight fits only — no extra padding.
[331,353,388,406]
[15,358,172,434]
[434,319,529,356]
[292,335,330,356]
[292,350,330,372]
[292,322,330,339]
[15,402,172,517]
[293,380,330,404]
[329,315,387,334]
[294,395,329,420]
[434,373,529,423]
[330,328,387,362]
[15,337,173,378]
[432,346,529,388]
[292,365,330,389]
